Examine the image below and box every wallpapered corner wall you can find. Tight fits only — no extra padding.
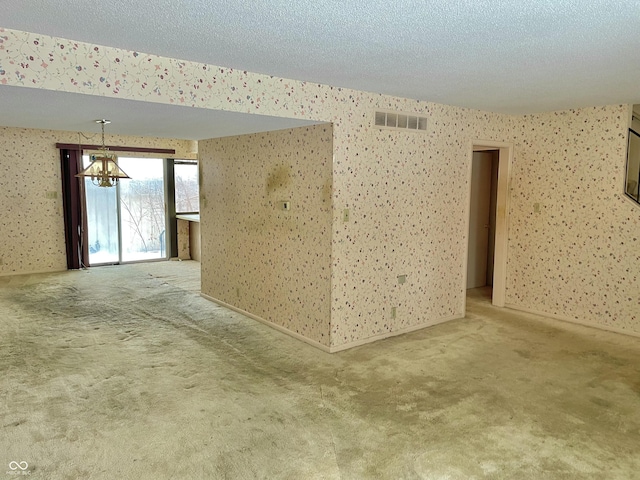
[328,106,515,348]
[199,124,334,347]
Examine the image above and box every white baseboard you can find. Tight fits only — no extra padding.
[504,303,640,339]
[0,268,68,278]
[328,314,463,352]
[200,293,332,353]
[201,293,463,353]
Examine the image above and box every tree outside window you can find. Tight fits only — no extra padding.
[175,161,199,213]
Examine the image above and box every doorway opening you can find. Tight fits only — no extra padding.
[467,150,498,291]
[465,141,512,308]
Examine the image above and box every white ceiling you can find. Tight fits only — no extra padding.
[1,0,640,139]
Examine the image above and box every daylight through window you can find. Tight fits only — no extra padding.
[175,161,199,213]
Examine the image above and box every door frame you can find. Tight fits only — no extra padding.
[463,140,513,308]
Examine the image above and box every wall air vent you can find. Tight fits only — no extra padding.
[374,111,427,132]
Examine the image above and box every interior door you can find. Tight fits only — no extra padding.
[467,151,493,289]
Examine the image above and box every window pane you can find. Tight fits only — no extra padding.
[175,163,199,213]
[118,157,166,262]
[83,155,119,265]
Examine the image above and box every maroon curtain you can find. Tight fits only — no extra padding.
[60,149,89,269]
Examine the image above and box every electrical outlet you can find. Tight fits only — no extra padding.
[391,307,397,319]
[397,275,406,285]
[343,209,350,222]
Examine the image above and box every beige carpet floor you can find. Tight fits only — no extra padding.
[1,261,639,479]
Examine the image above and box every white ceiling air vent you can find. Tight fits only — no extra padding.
[374,111,427,132]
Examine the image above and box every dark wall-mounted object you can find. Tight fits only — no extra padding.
[625,128,640,204]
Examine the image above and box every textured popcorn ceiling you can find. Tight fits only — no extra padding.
[1,0,640,137]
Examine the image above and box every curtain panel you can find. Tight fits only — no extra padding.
[60,148,89,269]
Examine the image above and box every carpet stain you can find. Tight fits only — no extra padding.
[1,264,639,479]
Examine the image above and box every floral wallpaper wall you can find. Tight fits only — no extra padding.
[199,125,333,346]
[176,219,191,260]
[2,27,638,346]
[506,105,640,335]
[0,27,334,121]
[0,126,197,276]
[329,103,517,348]
[0,127,67,275]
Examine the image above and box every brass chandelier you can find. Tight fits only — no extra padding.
[76,120,130,187]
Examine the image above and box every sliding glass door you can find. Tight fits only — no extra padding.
[84,156,167,265]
